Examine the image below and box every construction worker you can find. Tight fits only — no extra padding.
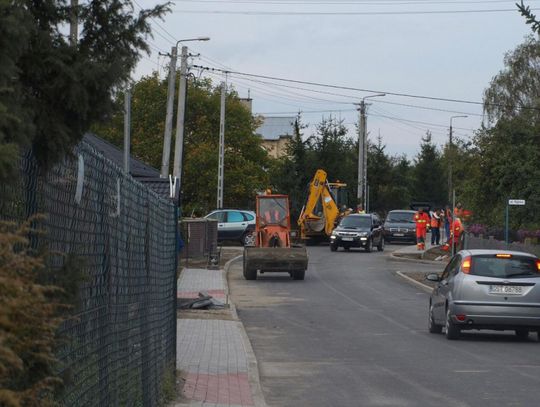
[451,216,463,251]
[430,209,441,245]
[443,216,463,253]
[414,207,430,250]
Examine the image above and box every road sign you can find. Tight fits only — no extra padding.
[508,199,526,206]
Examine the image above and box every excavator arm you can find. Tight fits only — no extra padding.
[298,169,341,240]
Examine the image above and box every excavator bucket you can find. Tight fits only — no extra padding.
[243,246,308,280]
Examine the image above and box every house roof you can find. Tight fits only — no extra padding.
[255,116,295,141]
[83,133,177,204]
[83,133,160,178]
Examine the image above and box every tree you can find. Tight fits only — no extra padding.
[0,0,169,182]
[309,117,356,187]
[483,35,540,123]
[412,132,446,205]
[95,76,271,214]
[366,135,394,213]
[517,1,540,34]
[464,116,540,229]
[465,34,540,229]
[0,220,66,406]
[268,115,312,220]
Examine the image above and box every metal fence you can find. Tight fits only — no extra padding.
[464,233,540,257]
[180,218,218,261]
[1,142,178,406]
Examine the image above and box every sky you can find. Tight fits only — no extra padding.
[134,0,536,158]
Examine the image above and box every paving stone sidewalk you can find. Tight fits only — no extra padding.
[175,267,263,407]
[177,268,227,300]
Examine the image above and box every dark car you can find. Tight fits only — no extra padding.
[330,213,384,252]
[426,249,540,341]
[383,209,417,244]
[204,209,256,246]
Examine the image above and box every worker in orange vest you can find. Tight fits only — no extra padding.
[443,217,463,252]
[451,216,463,251]
[414,208,430,250]
[430,209,441,245]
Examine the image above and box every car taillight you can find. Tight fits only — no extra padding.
[496,253,512,258]
[461,256,472,274]
[536,260,540,273]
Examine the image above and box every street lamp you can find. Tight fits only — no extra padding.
[357,93,385,211]
[447,115,467,203]
[161,36,210,183]
[172,37,210,192]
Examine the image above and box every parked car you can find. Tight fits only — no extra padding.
[204,209,256,246]
[426,249,540,340]
[383,209,417,244]
[330,213,384,252]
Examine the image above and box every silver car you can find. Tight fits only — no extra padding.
[426,249,540,340]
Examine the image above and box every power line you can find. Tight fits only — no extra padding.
[173,7,539,15]
[193,64,538,111]
[226,73,484,116]
[174,0,537,4]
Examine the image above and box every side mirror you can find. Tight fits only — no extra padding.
[425,273,441,282]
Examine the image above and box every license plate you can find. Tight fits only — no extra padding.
[489,285,523,295]
[393,233,404,237]
[342,237,354,241]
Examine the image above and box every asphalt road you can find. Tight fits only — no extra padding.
[228,244,540,407]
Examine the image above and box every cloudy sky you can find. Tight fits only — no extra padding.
[134,0,536,157]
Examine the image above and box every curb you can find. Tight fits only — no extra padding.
[395,271,433,294]
[387,251,446,266]
[224,255,268,407]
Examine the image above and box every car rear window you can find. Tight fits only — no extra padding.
[470,255,540,278]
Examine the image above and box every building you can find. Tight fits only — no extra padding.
[255,116,295,159]
[83,133,176,203]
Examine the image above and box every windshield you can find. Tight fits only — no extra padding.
[258,197,288,224]
[339,216,371,228]
[470,256,540,278]
[386,212,415,223]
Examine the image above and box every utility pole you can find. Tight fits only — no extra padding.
[217,81,226,209]
[356,101,367,208]
[448,115,467,202]
[448,124,453,203]
[70,0,78,46]
[123,88,131,174]
[161,46,178,178]
[356,93,385,210]
[172,45,189,185]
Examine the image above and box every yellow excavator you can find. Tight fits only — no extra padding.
[297,169,348,245]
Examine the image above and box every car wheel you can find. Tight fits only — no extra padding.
[377,237,385,252]
[292,269,305,280]
[445,309,460,340]
[241,231,256,246]
[428,304,442,334]
[330,243,338,252]
[365,238,372,253]
[515,329,529,340]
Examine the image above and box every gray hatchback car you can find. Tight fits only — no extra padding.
[426,249,540,340]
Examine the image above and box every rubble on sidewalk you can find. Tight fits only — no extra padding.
[178,291,226,310]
